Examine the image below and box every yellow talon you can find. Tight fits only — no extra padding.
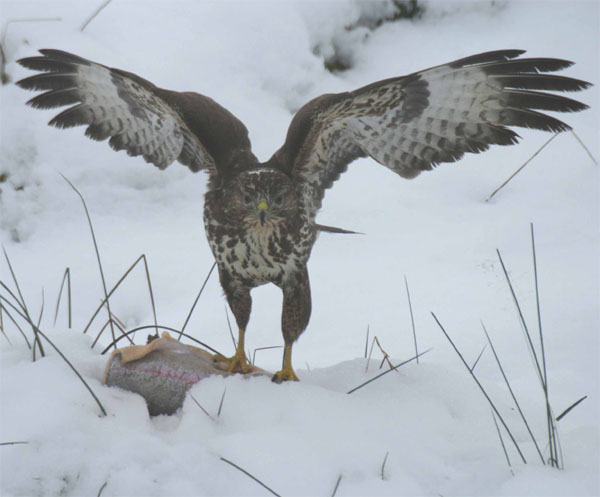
[271,343,299,383]
[213,351,250,374]
[271,367,299,383]
[213,328,249,374]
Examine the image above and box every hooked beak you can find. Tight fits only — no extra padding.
[257,200,268,226]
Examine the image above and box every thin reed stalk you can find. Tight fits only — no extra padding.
[179,261,217,339]
[491,410,514,475]
[251,345,283,365]
[0,295,107,416]
[432,312,527,464]
[220,457,282,497]
[224,306,237,349]
[217,388,227,417]
[486,133,558,202]
[404,275,419,363]
[530,224,559,467]
[53,267,72,328]
[331,474,342,497]
[2,247,45,357]
[348,348,431,394]
[189,393,215,422]
[60,173,116,344]
[483,322,545,464]
[81,254,155,340]
[556,396,587,422]
[496,249,545,388]
[0,294,30,347]
[100,324,222,356]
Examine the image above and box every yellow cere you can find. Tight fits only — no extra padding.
[257,201,269,211]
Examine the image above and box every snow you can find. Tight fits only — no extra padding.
[1,0,598,496]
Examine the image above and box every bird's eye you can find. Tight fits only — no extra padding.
[273,194,284,206]
[243,193,253,205]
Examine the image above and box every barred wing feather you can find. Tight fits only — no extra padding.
[270,49,590,204]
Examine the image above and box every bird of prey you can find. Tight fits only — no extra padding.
[17,49,590,382]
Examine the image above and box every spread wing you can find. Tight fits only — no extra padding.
[268,49,591,204]
[17,49,255,183]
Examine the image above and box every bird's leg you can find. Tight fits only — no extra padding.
[213,272,251,374]
[272,343,299,383]
[214,327,249,374]
[272,269,311,383]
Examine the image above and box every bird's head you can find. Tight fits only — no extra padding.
[226,168,297,228]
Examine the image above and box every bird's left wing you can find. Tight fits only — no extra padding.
[17,49,254,182]
[268,50,590,204]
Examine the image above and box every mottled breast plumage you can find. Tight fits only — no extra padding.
[203,168,316,288]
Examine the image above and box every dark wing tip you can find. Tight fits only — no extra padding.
[17,49,91,80]
[37,48,92,65]
[449,49,526,68]
[494,74,592,93]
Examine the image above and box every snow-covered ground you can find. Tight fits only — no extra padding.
[1,1,598,495]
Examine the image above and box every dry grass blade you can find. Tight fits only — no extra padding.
[189,393,215,422]
[491,410,514,475]
[0,293,30,348]
[374,336,396,371]
[380,451,389,480]
[53,267,72,328]
[82,254,154,341]
[365,335,397,373]
[224,305,237,349]
[556,396,587,422]
[486,133,558,202]
[91,319,114,349]
[179,261,217,339]
[0,40,6,84]
[483,322,545,464]
[365,335,377,372]
[0,301,12,345]
[0,295,107,416]
[348,348,431,394]
[81,0,113,31]
[469,344,487,373]
[530,224,558,467]
[331,474,342,497]
[432,312,527,464]
[109,309,127,333]
[0,441,28,446]
[220,456,282,497]
[252,345,283,365]
[217,388,227,417]
[36,288,44,328]
[100,324,223,356]
[496,249,545,388]
[571,130,598,165]
[59,173,116,344]
[96,481,108,497]
[2,247,45,357]
[404,275,419,364]
[92,316,131,349]
[364,325,369,358]
[141,255,159,337]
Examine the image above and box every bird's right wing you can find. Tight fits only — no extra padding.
[268,50,590,206]
[17,49,254,182]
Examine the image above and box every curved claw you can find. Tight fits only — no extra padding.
[271,367,299,383]
[213,352,250,374]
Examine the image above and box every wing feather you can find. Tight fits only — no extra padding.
[268,49,590,206]
[17,49,255,180]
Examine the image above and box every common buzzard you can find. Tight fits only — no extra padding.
[17,49,590,382]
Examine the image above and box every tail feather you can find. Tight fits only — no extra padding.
[316,224,363,235]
